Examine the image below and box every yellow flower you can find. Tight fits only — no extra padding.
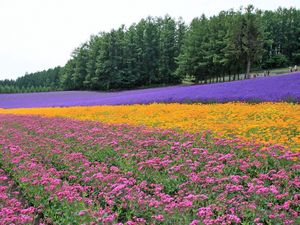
[1,102,299,151]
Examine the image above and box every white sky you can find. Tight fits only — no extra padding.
[0,0,299,80]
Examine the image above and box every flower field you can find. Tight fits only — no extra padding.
[0,72,300,108]
[1,102,299,151]
[0,115,299,224]
[0,74,300,224]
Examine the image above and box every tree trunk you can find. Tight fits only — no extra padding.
[246,57,251,79]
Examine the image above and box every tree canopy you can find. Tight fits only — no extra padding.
[1,6,300,93]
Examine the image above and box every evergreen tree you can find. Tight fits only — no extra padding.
[242,5,265,77]
[1,8,300,93]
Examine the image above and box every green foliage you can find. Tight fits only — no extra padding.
[177,5,268,82]
[1,6,300,93]
[0,67,61,93]
[261,7,300,68]
[58,16,185,91]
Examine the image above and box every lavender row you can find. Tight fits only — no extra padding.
[1,72,300,108]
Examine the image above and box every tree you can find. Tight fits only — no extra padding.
[60,59,76,90]
[71,44,89,89]
[1,8,300,93]
[158,15,178,83]
[176,15,210,83]
[242,5,265,77]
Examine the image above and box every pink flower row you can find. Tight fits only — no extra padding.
[0,169,36,224]
[0,114,299,224]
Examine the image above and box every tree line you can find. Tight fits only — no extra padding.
[1,6,299,93]
[0,67,61,93]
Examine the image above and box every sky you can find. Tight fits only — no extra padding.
[0,0,299,80]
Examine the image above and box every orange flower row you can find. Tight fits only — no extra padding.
[1,102,299,151]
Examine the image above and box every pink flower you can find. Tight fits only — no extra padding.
[282,201,290,210]
[197,207,213,218]
[78,210,87,216]
[20,207,35,214]
[254,218,260,223]
[0,176,8,181]
[178,200,193,208]
[284,220,294,225]
[256,187,269,194]
[69,175,77,180]
[227,214,241,223]
[110,166,120,172]
[230,175,241,183]
[103,214,116,223]
[269,214,276,219]
[269,185,279,194]
[225,184,243,192]
[152,214,164,221]
[190,220,199,225]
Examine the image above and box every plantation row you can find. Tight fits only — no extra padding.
[0,114,299,224]
[1,6,300,93]
[1,102,299,151]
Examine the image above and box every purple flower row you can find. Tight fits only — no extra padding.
[1,73,300,108]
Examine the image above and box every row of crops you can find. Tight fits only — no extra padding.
[0,73,299,224]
